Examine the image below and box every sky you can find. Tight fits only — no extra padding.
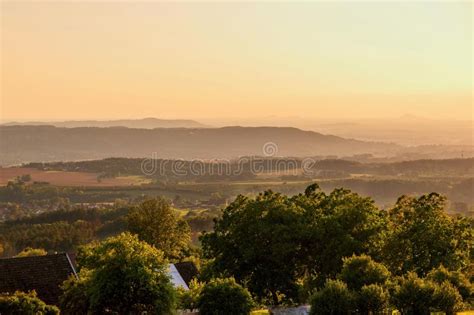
[1,1,472,121]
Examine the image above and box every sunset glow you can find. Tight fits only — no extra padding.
[1,1,472,121]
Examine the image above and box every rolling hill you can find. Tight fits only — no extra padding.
[0,125,402,165]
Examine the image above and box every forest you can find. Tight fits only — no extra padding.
[1,184,473,314]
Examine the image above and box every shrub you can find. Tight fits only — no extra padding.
[338,254,391,290]
[0,291,59,315]
[309,279,355,315]
[357,284,389,315]
[197,278,253,315]
[177,278,204,311]
[15,247,48,257]
[432,281,464,315]
[60,232,176,314]
[391,272,436,315]
[427,265,473,302]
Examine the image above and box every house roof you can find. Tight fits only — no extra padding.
[174,261,198,286]
[0,253,77,305]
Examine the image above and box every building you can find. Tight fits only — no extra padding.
[0,253,199,304]
[0,253,77,305]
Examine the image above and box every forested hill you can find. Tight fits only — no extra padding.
[1,125,401,165]
[24,157,474,178]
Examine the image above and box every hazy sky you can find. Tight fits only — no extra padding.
[1,1,472,121]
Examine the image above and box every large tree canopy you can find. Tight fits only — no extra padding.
[201,191,305,304]
[296,186,387,281]
[383,193,473,276]
[60,232,176,315]
[127,198,191,260]
[201,184,387,304]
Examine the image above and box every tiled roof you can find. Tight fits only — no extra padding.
[0,253,77,305]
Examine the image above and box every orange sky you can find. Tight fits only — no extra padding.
[1,2,472,121]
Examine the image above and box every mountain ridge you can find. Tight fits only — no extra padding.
[1,125,404,165]
[1,117,208,129]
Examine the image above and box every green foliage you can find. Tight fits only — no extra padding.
[338,254,391,291]
[127,198,191,260]
[357,284,389,315]
[296,187,388,283]
[0,206,130,256]
[432,280,464,315]
[15,247,47,257]
[391,272,437,315]
[427,265,473,302]
[383,193,473,276]
[201,186,387,304]
[0,221,96,256]
[176,278,204,310]
[59,273,90,314]
[197,278,253,315]
[0,291,59,315]
[309,279,355,315]
[201,191,306,304]
[60,232,176,314]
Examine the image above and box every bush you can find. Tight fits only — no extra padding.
[15,247,47,257]
[0,291,59,315]
[197,278,253,315]
[338,254,391,290]
[391,272,436,315]
[357,284,389,315]
[177,278,204,311]
[60,232,176,314]
[309,279,355,315]
[427,265,473,302]
[433,281,464,315]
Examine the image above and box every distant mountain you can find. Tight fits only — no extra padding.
[0,125,403,165]
[202,116,473,146]
[1,117,208,129]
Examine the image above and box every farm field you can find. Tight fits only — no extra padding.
[0,167,150,187]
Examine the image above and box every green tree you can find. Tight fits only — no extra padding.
[60,232,176,314]
[383,193,473,276]
[201,191,305,304]
[427,265,473,302]
[201,185,387,304]
[296,187,388,283]
[127,198,191,260]
[0,291,59,315]
[432,281,463,315]
[176,278,204,311]
[59,272,90,314]
[309,279,355,315]
[391,272,436,315]
[197,278,253,315]
[357,284,389,315]
[338,254,391,291]
[15,247,48,257]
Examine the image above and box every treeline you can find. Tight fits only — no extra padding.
[0,204,217,257]
[201,185,473,302]
[1,186,473,314]
[25,157,474,178]
[0,181,127,204]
